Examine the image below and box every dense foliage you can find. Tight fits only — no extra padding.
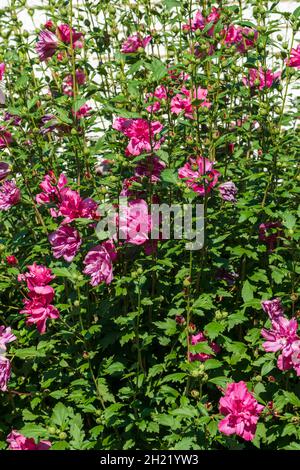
[0,0,299,450]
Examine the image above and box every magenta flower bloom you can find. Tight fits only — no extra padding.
[57,24,84,48]
[0,326,16,352]
[121,33,152,53]
[113,117,163,156]
[218,381,264,441]
[18,263,59,334]
[4,112,22,126]
[0,180,21,211]
[0,356,11,391]
[0,325,15,392]
[291,341,300,376]
[135,155,166,182]
[20,292,60,334]
[189,331,220,362]
[56,188,99,224]
[18,262,55,290]
[36,171,67,205]
[182,7,220,36]
[224,25,258,53]
[73,103,92,119]
[182,10,205,31]
[0,162,10,181]
[0,127,12,148]
[6,255,18,265]
[44,19,54,30]
[49,225,82,262]
[259,221,282,251]
[171,90,193,118]
[0,63,5,81]
[261,298,284,321]
[83,241,116,286]
[218,181,238,203]
[36,30,58,61]
[120,176,144,198]
[243,68,281,90]
[286,44,300,69]
[119,199,152,246]
[178,156,220,196]
[7,431,51,451]
[62,69,86,96]
[261,316,299,371]
[145,85,167,113]
[40,114,60,135]
[171,87,211,119]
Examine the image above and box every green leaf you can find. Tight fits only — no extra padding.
[283,391,300,408]
[161,169,178,184]
[161,373,187,383]
[22,409,38,421]
[209,376,231,387]
[204,359,223,370]
[242,280,254,302]
[164,0,180,9]
[282,212,296,230]
[204,321,225,340]
[147,58,167,81]
[51,402,70,427]
[293,6,300,18]
[27,96,39,110]
[14,347,46,359]
[97,378,115,403]
[20,424,48,440]
[192,295,214,311]
[261,360,275,376]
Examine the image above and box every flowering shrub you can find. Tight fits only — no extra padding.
[0,0,299,451]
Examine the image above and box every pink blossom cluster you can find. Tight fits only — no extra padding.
[178,156,220,196]
[18,263,60,334]
[36,23,84,61]
[170,87,211,119]
[224,25,258,53]
[0,126,12,148]
[218,381,264,441]
[62,69,86,96]
[182,7,220,36]
[83,240,117,286]
[36,172,99,224]
[259,221,282,251]
[189,331,220,362]
[7,431,51,450]
[0,161,10,181]
[261,298,300,375]
[113,117,163,156]
[118,199,152,246]
[286,44,300,69]
[0,179,21,211]
[218,181,238,203]
[145,85,167,113]
[121,33,152,53]
[0,62,5,81]
[49,224,82,262]
[0,326,16,391]
[243,67,281,90]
